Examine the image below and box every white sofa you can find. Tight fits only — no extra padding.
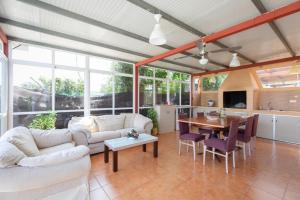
[0,127,91,200]
[68,113,153,154]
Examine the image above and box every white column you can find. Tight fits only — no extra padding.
[84,57,90,116]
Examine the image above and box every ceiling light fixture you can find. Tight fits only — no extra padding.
[199,55,208,65]
[149,14,167,46]
[229,53,240,67]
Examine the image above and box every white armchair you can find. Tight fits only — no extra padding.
[0,127,91,200]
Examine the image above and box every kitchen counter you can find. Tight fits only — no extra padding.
[253,110,300,116]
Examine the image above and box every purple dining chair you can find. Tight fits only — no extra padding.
[178,121,205,161]
[203,120,239,174]
[197,112,213,137]
[239,114,259,151]
[237,116,254,160]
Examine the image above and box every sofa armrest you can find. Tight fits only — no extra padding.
[0,155,91,193]
[133,114,153,134]
[69,125,91,146]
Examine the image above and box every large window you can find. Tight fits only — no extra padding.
[10,42,190,127]
[256,64,300,88]
[0,53,8,134]
[202,74,227,91]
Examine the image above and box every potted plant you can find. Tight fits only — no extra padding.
[29,112,57,130]
[147,108,159,136]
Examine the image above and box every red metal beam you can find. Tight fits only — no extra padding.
[192,56,300,77]
[0,27,8,57]
[136,1,300,67]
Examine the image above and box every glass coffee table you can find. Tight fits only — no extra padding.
[104,134,158,172]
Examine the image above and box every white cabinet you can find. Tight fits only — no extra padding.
[275,115,300,144]
[256,114,274,140]
[155,105,176,134]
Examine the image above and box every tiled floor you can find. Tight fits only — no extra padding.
[89,132,300,200]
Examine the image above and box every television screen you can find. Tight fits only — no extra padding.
[223,91,246,109]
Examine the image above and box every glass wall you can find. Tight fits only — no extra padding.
[0,53,8,134]
[10,42,191,127]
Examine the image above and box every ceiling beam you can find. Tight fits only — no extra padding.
[17,0,227,68]
[126,0,254,63]
[136,1,300,67]
[8,36,192,74]
[251,0,295,57]
[192,55,300,77]
[0,17,205,71]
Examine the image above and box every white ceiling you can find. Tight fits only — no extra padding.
[0,0,299,73]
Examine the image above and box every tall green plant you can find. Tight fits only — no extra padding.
[147,108,158,130]
[29,112,56,130]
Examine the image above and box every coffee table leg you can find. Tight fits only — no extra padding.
[153,141,158,157]
[143,144,147,152]
[113,151,118,172]
[104,145,109,163]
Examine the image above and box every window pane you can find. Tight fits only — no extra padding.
[12,44,52,63]
[256,65,300,88]
[91,110,112,116]
[55,51,85,68]
[181,83,190,105]
[139,79,153,107]
[139,66,153,77]
[13,64,52,112]
[90,73,113,108]
[170,82,180,105]
[202,74,227,91]
[169,72,181,81]
[56,111,84,128]
[182,73,190,81]
[55,69,84,110]
[90,57,113,71]
[155,80,167,105]
[115,76,133,108]
[155,69,167,78]
[139,108,151,117]
[115,109,133,115]
[13,114,37,127]
[114,62,133,74]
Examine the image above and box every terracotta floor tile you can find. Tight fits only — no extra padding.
[89,132,300,200]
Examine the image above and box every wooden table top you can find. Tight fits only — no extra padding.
[177,116,245,129]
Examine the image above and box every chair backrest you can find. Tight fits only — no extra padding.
[197,112,204,118]
[251,114,259,137]
[179,122,189,136]
[178,113,188,119]
[244,116,254,142]
[225,120,239,152]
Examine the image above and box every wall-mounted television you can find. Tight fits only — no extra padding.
[223,91,247,109]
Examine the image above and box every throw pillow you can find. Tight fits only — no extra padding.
[0,141,26,168]
[30,128,72,149]
[1,127,40,156]
[95,115,125,132]
[18,145,89,167]
[68,117,98,133]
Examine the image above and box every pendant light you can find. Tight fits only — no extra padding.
[229,53,240,67]
[199,55,208,65]
[149,14,167,45]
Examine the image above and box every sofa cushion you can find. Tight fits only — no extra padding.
[39,143,75,155]
[0,141,26,168]
[87,131,121,144]
[133,114,152,131]
[18,145,90,167]
[95,115,125,132]
[121,113,137,128]
[68,116,98,133]
[30,128,72,149]
[1,127,40,156]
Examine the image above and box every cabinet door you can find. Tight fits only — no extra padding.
[275,115,300,144]
[256,114,274,140]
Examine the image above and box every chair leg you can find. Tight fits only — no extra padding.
[193,141,196,161]
[186,141,189,152]
[233,151,236,168]
[225,152,228,174]
[203,145,207,165]
[248,142,251,156]
[212,148,215,160]
[243,143,246,160]
[178,140,181,155]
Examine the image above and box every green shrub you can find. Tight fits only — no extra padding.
[29,112,56,130]
[147,108,158,130]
